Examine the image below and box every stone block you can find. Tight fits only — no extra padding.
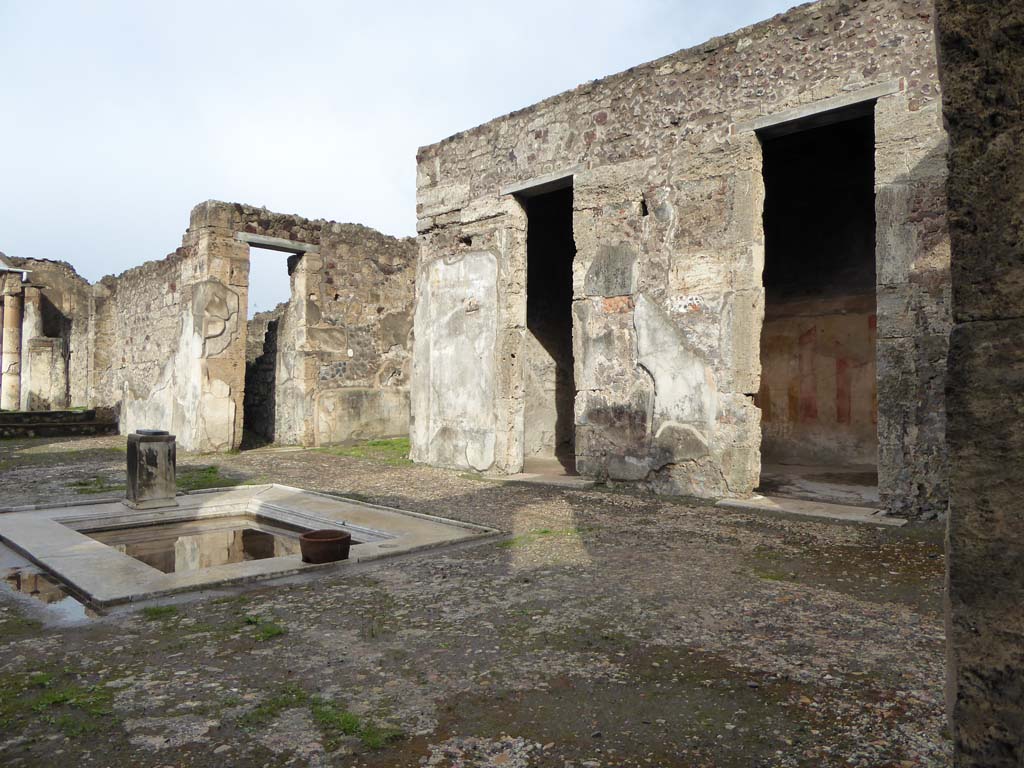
[315,387,409,446]
[125,430,177,509]
[583,243,637,298]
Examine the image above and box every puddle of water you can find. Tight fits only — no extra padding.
[3,566,97,620]
[85,516,307,574]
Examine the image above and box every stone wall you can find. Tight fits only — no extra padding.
[413,0,951,517]
[936,0,1024,763]
[4,258,92,410]
[207,202,417,447]
[90,243,225,451]
[86,201,416,452]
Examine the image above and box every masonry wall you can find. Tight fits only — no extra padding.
[88,201,416,453]
[5,258,92,410]
[92,228,246,452]
[212,203,417,447]
[936,0,1024,763]
[413,0,950,517]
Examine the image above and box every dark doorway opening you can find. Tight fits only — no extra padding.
[756,110,879,506]
[522,185,577,474]
[241,249,293,449]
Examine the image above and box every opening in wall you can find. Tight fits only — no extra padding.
[521,185,577,475]
[756,109,879,506]
[241,248,294,449]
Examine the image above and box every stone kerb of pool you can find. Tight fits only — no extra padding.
[124,430,178,510]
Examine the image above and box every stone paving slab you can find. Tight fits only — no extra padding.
[717,494,907,527]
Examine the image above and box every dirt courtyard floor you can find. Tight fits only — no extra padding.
[0,435,950,767]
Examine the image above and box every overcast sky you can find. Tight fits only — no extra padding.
[0,0,797,315]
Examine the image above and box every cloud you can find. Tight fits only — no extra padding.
[0,0,797,313]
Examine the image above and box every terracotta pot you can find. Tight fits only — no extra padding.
[299,529,352,563]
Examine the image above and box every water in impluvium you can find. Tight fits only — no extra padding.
[85,516,305,574]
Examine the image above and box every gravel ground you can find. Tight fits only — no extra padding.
[0,435,951,767]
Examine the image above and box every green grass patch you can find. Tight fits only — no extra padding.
[496,527,591,549]
[176,465,244,492]
[141,605,178,621]
[317,437,412,466]
[70,475,126,495]
[0,613,43,640]
[239,685,402,751]
[253,622,286,641]
[310,697,403,750]
[237,683,308,728]
[242,614,287,642]
[0,668,116,737]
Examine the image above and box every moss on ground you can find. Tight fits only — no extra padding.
[71,474,126,495]
[239,683,403,750]
[0,668,118,738]
[176,465,245,492]
[316,438,411,466]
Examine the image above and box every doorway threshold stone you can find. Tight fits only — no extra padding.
[717,494,907,527]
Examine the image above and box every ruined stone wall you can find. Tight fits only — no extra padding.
[936,0,1024,763]
[196,202,417,448]
[90,243,236,451]
[6,258,92,409]
[413,0,950,517]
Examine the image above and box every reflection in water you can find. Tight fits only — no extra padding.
[88,517,303,574]
[3,567,96,620]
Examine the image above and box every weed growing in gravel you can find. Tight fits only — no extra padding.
[243,614,288,641]
[71,475,126,495]
[0,612,43,640]
[176,465,244,492]
[253,622,287,641]
[241,686,403,750]
[237,683,307,728]
[141,605,178,621]
[0,668,116,737]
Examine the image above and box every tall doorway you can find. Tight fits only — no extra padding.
[241,247,293,449]
[756,108,879,506]
[521,184,577,474]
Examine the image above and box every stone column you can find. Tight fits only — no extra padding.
[0,291,22,410]
[936,0,1024,765]
[18,286,42,411]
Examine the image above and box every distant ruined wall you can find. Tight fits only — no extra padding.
[88,201,415,452]
[5,258,92,410]
[3,204,414,452]
[212,203,417,447]
[92,221,248,453]
[414,0,950,517]
[937,0,1024,763]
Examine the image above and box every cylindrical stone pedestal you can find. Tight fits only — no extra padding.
[1,293,22,411]
[125,430,178,509]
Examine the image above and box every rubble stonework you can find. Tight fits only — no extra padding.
[0,257,93,412]
[412,0,951,518]
[1,202,416,454]
[92,201,416,452]
[936,0,1024,762]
